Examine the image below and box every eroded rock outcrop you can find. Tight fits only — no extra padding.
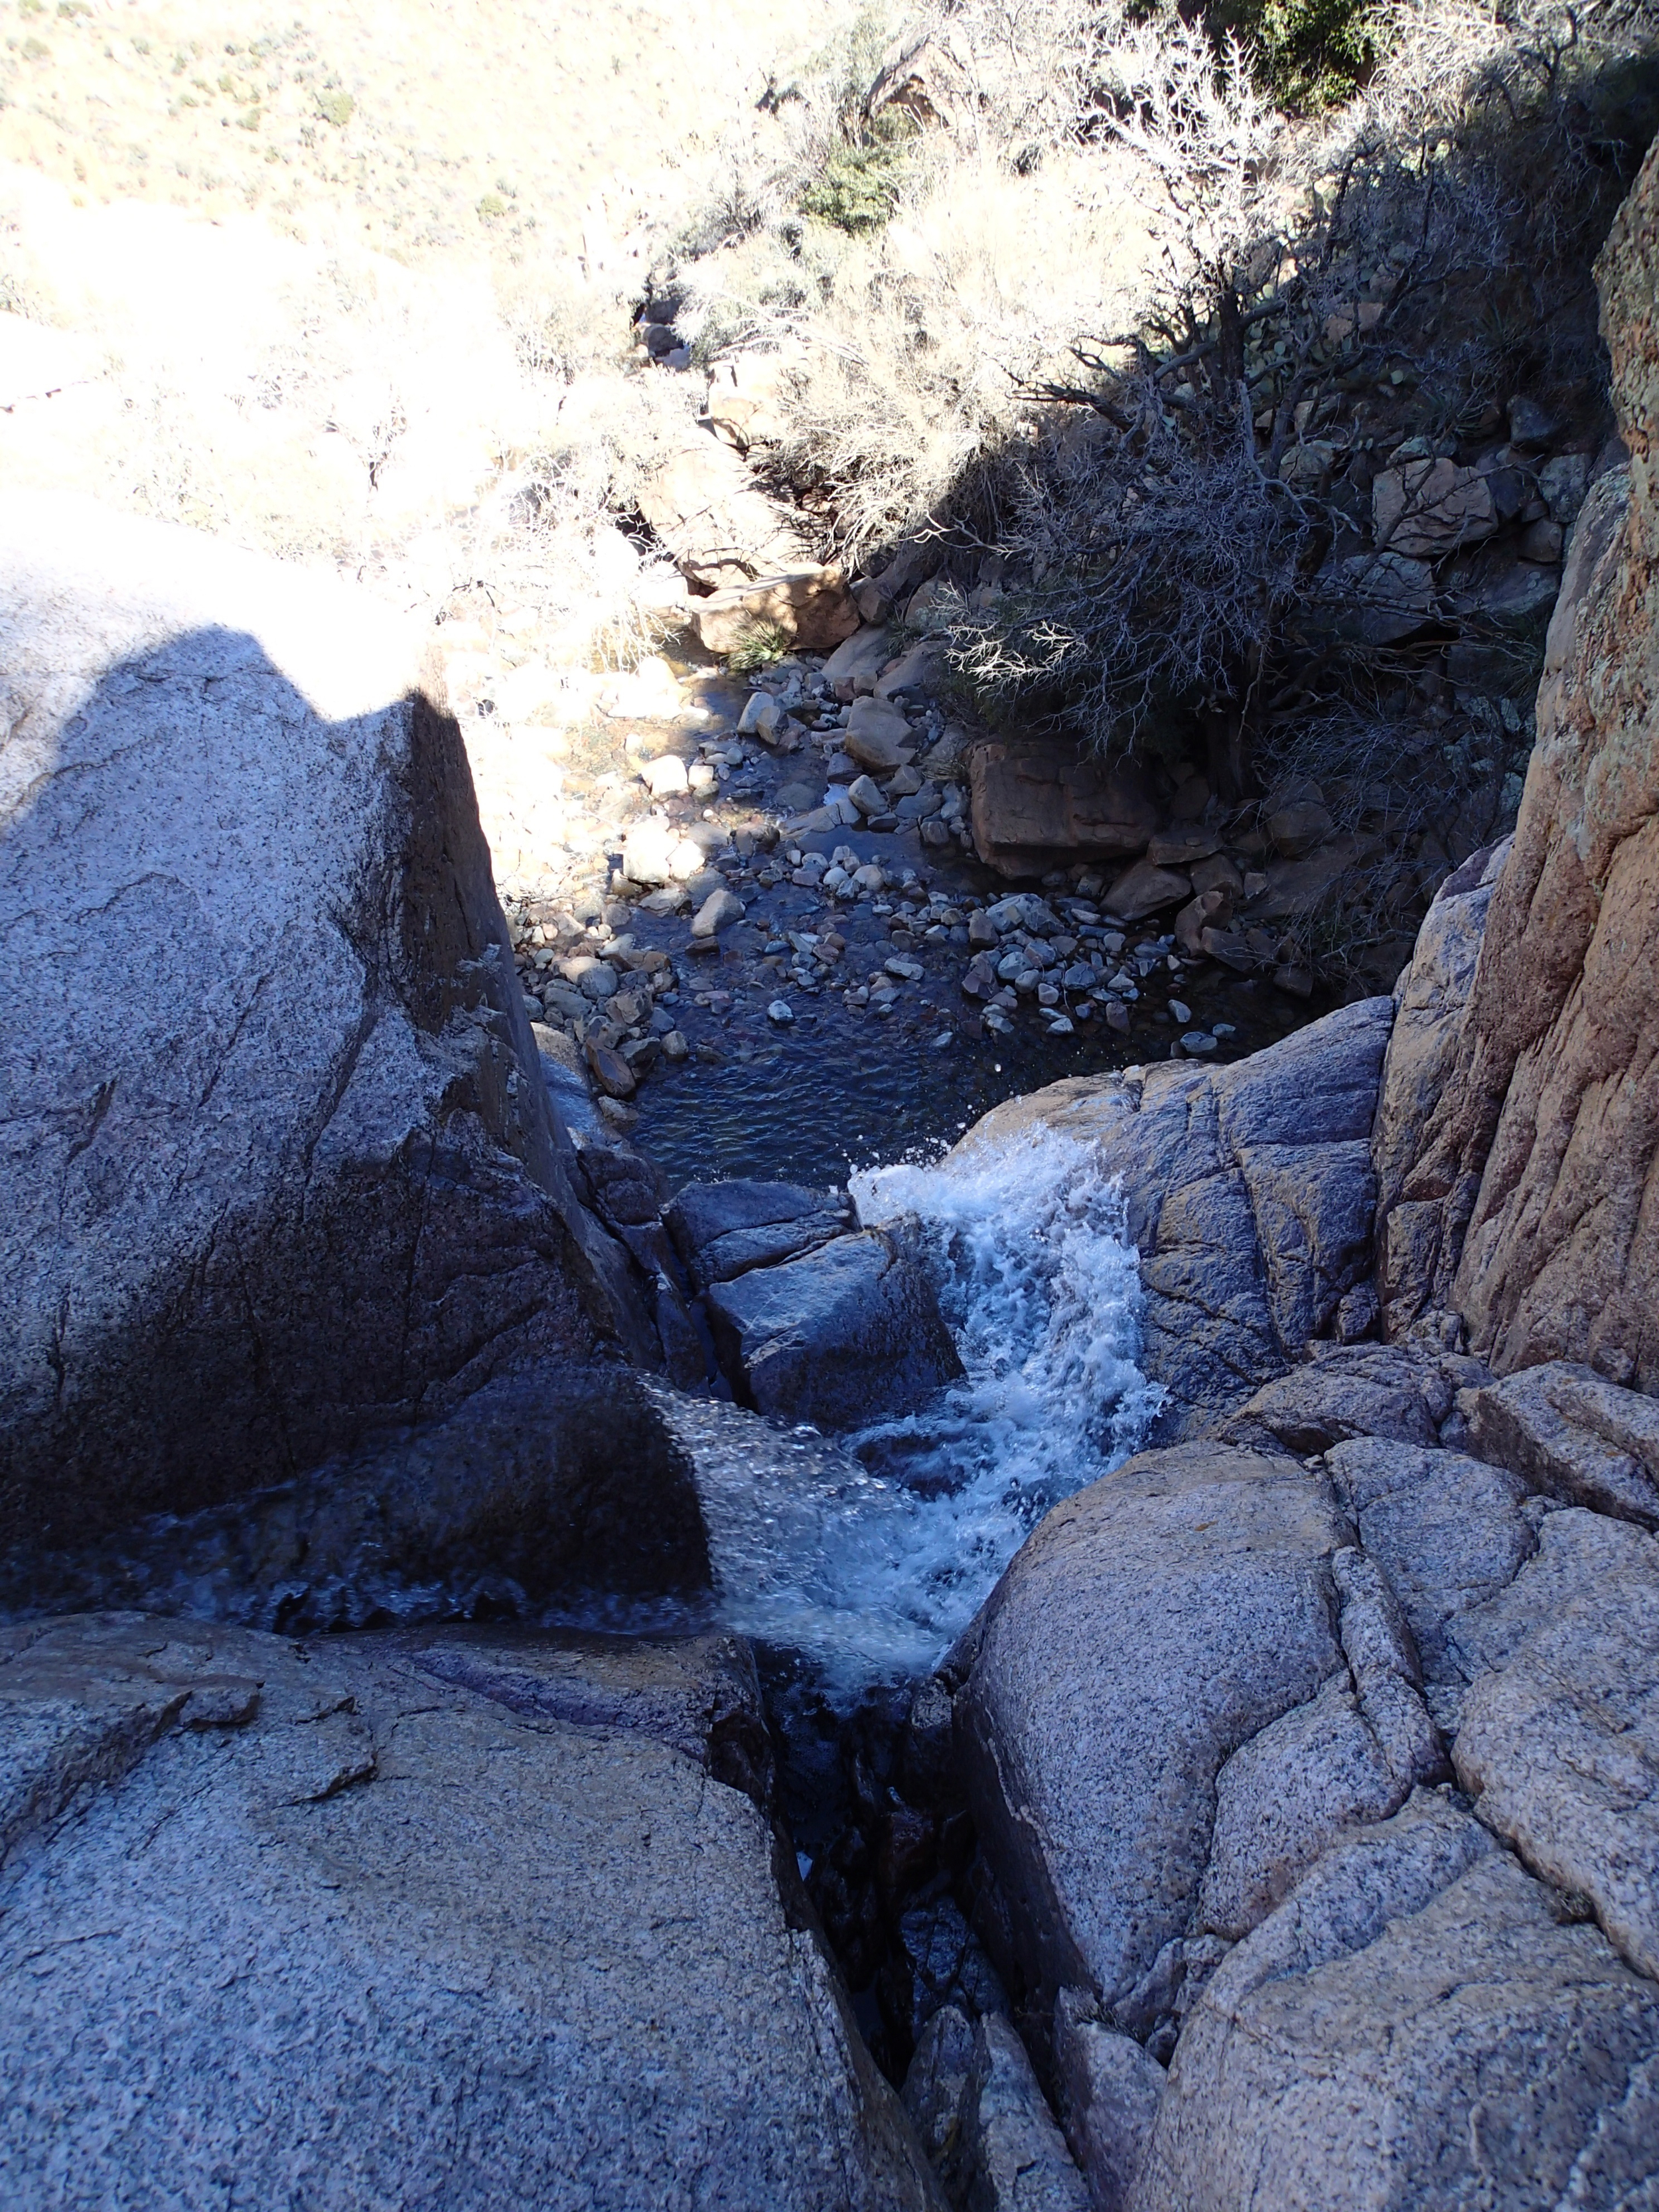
[1130,1793,1659,2212]
[1372,139,1659,1384]
[0,1611,940,2210]
[0,492,656,1552]
[958,1001,1390,1436]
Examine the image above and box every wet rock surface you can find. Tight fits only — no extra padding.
[954,1001,1390,1437]
[705,1226,963,1430]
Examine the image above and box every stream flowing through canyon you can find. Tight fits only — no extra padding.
[704,1123,1163,1695]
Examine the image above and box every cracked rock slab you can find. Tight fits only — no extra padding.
[1462,1361,1659,1528]
[0,1611,940,2211]
[1324,1437,1536,1685]
[1452,1507,1659,1980]
[956,1443,1352,2034]
[1131,1791,1659,2212]
[1217,1341,1482,1455]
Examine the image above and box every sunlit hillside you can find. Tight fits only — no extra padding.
[0,0,859,271]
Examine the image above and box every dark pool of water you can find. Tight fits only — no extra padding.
[626,970,1327,1192]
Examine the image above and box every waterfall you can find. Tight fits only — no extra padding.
[703,1124,1163,1693]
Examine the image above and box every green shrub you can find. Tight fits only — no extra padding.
[476,191,508,220]
[800,114,913,235]
[726,621,793,672]
[1210,0,1377,108]
[315,86,353,127]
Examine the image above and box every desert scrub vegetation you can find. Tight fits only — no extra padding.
[941,0,1659,757]
[0,0,865,660]
[633,0,1657,978]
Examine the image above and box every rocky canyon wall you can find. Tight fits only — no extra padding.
[1373,137,1659,1388]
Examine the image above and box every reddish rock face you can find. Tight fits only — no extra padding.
[968,740,1159,879]
[1374,139,1659,1389]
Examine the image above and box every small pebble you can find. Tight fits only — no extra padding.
[767,999,794,1025]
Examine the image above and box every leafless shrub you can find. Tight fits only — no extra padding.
[944,0,1658,789]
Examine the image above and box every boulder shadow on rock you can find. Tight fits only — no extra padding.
[0,495,654,1555]
[0,1365,714,1638]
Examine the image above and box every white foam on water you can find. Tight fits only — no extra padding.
[709,1123,1163,1693]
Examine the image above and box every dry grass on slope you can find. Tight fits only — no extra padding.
[0,0,859,273]
[0,0,871,655]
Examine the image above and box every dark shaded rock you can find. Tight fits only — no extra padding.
[0,1366,712,1635]
[666,1177,847,1264]
[703,1228,962,1428]
[1372,167,1659,1384]
[1104,859,1192,921]
[968,741,1158,881]
[689,1211,855,1293]
[0,494,653,1556]
[585,1037,637,1098]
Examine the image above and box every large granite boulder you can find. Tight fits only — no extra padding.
[0,492,654,1554]
[0,1611,941,2211]
[952,1406,1659,2204]
[1372,139,1659,1385]
[956,1001,1391,1438]
[952,1443,1442,2046]
[1130,1791,1659,2212]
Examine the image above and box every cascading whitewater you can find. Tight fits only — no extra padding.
[705,1123,1163,1692]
